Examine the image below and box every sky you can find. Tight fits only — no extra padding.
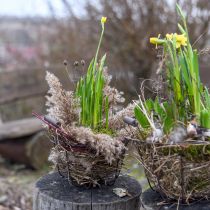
[0,0,84,17]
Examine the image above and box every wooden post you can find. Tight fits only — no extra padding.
[33,172,142,210]
[141,188,210,210]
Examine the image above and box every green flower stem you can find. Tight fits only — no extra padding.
[93,24,105,72]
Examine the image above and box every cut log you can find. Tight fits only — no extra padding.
[33,172,142,210]
[0,118,43,141]
[0,131,51,169]
[26,131,52,169]
[0,118,51,169]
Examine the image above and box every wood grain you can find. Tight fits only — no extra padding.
[33,172,142,210]
[0,118,43,141]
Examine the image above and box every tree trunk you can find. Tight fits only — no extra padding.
[33,172,142,210]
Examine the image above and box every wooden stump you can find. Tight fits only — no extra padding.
[141,188,210,210]
[33,172,142,210]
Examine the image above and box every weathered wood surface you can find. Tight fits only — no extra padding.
[0,118,43,141]
[141,188,210,210]
[0,131,51,169]
[0,118,51,169]
[33,172,142,210]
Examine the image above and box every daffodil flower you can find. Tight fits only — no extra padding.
[176,34,187,46]
[101,16,107,24]
[166,33,174,40]
[150,35,165,48]
[101,16,107,30]
[175,42,181,48]
[150,37,159,44]
[166,33,187,48]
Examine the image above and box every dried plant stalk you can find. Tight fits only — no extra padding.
[136,142,210,202]
[45,71,79,126]
[48,128,127,187]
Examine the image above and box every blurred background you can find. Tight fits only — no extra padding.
[0,0,210,209]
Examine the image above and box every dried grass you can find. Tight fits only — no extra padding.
[45,71,80,126]
[44,70,129,187]
[136,141,210,202]
[48,128,127,187]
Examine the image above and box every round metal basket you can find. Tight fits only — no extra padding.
[33,112,127,187]
[136,140,210,202]
[50,130,127,187]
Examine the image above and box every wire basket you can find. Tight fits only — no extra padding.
[136,140,210,203]
[50,131,127,187]
[32,112,127,187]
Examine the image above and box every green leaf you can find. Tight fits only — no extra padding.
[178,23,186,34]
[154,98,165,119]
[176,4,186,21]
[204,87,210,110]
[145,99,154,112]
[134,106,150,128]
[162,102,174,133]
[105,96,109,129]
[200,109,210,129]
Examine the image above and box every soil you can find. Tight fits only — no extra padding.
[0,157,50,210]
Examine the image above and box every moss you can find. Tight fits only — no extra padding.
[93,127,116,136]
[188,175,210,191]
[157,144,210,161]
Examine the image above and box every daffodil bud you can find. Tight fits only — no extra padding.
[101,16,107,24]
[149,37,165,45]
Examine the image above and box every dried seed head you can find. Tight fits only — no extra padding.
[81,59,85,66]
[74,61,79,66]
[115,142,119,147]
[63,60,68,66]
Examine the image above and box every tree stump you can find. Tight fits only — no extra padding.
[141,188,210,210]
[33,172,142,210]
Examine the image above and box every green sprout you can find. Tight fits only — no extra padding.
[135,4,210,135]
[75,17,110,130]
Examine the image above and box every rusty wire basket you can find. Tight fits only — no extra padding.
[49,131,127,187]
[33,112,127,187]
[136,140,210,203]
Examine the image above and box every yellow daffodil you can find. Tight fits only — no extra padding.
[176,34,187,46]
[150,37,159,44]
[101,16,107,24]
[175,42,181,48]
[150,35,165,48]
[166,33,174,40]
[166,33,187,48]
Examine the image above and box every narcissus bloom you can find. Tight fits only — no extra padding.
[166,33,173,40]
[166,33,187,48]
[150,37,159,45]
[176,34,187,46]
[150,36,165,48]
[101,16,107,24]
